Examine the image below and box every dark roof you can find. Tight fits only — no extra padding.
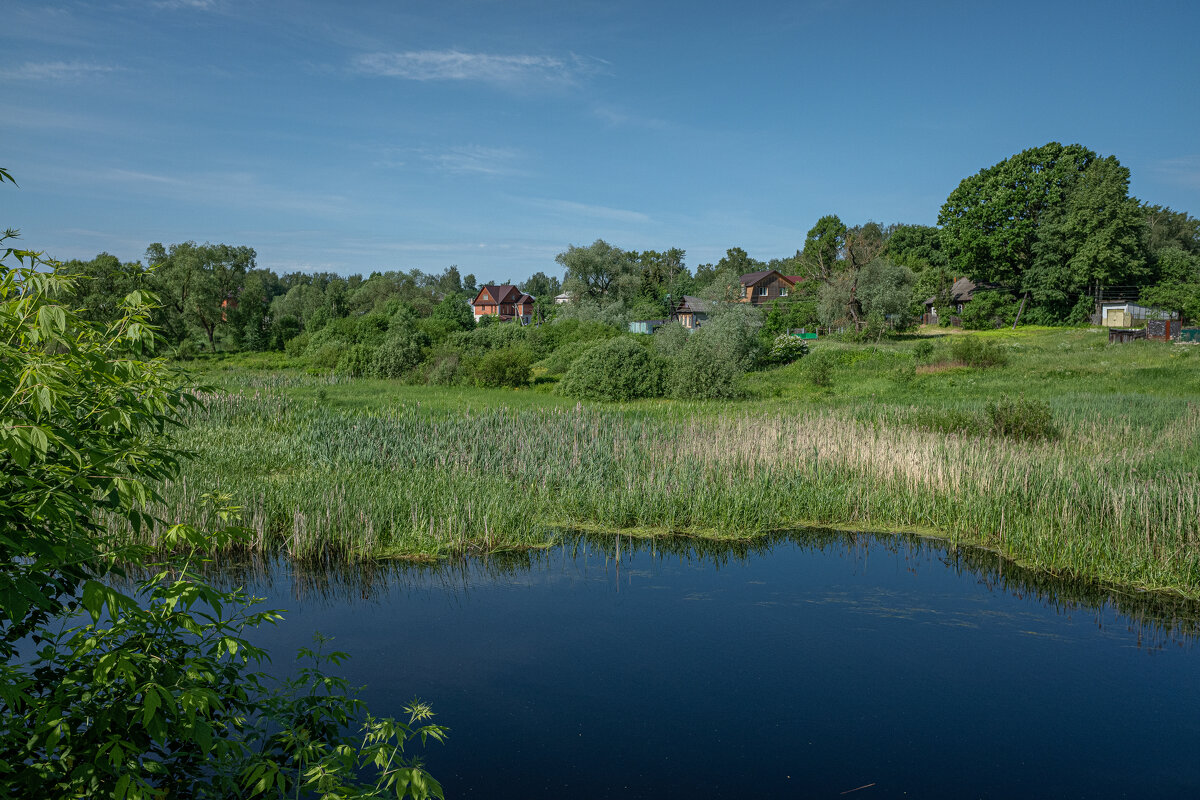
[924,277,1004,307]
[783,275,806,284]
[675,295,712,313]
[475,285,535,305]
[739,270,776,286]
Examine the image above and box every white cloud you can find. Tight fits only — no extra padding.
[424,145,523,176]
[153,0,218,9]
[352,50,597,86]
[49,165,352,218]
[519,197,651,224]
[1152,156,1200,190]
[1,61,123,81]
[591,103,670,131]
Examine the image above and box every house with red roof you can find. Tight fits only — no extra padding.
[471,285,536,324]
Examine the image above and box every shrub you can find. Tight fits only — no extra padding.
[539,338,602,376]
[988,397,1058,440]
[668,336,742,400]
[804,348,836,387]
[652,321,690,359]
[283,330,310,358]
[475,347,533,388]
[560,337,666,401]
[372,328,431,379]
[309,340,348,369]
[891,357,917,385]
[763,333,809,366]
[424,351,464,385]
[338,343,375,377]
[912,339,935,362]
[950,336,1008,367]
[961,289,1020,329]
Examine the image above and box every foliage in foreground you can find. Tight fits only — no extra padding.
[0,215,445,798]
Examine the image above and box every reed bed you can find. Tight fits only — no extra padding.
[123,385,1200,598]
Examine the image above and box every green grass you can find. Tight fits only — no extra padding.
[141,328,1200,598]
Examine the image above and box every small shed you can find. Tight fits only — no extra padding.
[1101,303,1178,328]
[628,319,665,335]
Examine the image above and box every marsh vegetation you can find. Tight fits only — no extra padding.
[139,327,1200,597]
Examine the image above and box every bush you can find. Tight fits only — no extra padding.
[950,336,1008,367]
[668,336,742,400]
[475,347,533,388]
[961,290,1020,329]
[309,339,348,369]
[338,343,374,377]
[652,320,690,360]
[912,339,935,362]
[891,357,917,385]
[988,397,1058,440]
[284,330,310,358]
[424,350,464,385]
[372,328,431,379]
[539,338,602,376]
[804,348,836,387]
[560,337,666,401]
[763,333,810,366]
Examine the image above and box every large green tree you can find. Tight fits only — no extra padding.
[557,239,637,305]
[146,241,256,351]
[938,142,1148,319]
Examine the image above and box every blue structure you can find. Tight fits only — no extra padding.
[629,319,665,335]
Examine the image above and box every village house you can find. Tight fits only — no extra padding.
[737,270,801,305]
[922,277,1004,325]
[471,285,536,324]
[672,295,711,330]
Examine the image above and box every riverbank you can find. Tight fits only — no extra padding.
[133,328,1200,597]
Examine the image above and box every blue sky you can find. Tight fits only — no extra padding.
[4,0,1199,282]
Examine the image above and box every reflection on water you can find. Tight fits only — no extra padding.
[181,527,1200,799]
[198,528,1200,650]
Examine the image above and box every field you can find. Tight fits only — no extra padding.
[141,327,1200,597]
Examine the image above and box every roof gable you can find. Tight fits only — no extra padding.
[473,285,524,306]
[739,269,778,287]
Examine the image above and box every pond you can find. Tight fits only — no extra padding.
[223,531,1200,798]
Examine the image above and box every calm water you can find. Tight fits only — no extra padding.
[223,531,1200,799]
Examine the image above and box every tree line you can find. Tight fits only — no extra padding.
[60,141,1199,360]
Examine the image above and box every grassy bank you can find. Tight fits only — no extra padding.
[143,327,1200,596]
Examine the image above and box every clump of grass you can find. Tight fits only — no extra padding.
[987,397,1058,441]
[950,336,1008,367]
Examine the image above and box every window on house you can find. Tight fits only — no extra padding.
[758,286,768,296]
[780,287,788,297]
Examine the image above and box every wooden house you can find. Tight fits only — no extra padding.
[671,295,711,330]
[738,270,797,305]
[471,285,536,324]
[923,277,1002,325]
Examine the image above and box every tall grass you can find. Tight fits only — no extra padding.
[126,384,1200,597]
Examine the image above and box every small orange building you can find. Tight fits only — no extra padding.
[471,285,536,324]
